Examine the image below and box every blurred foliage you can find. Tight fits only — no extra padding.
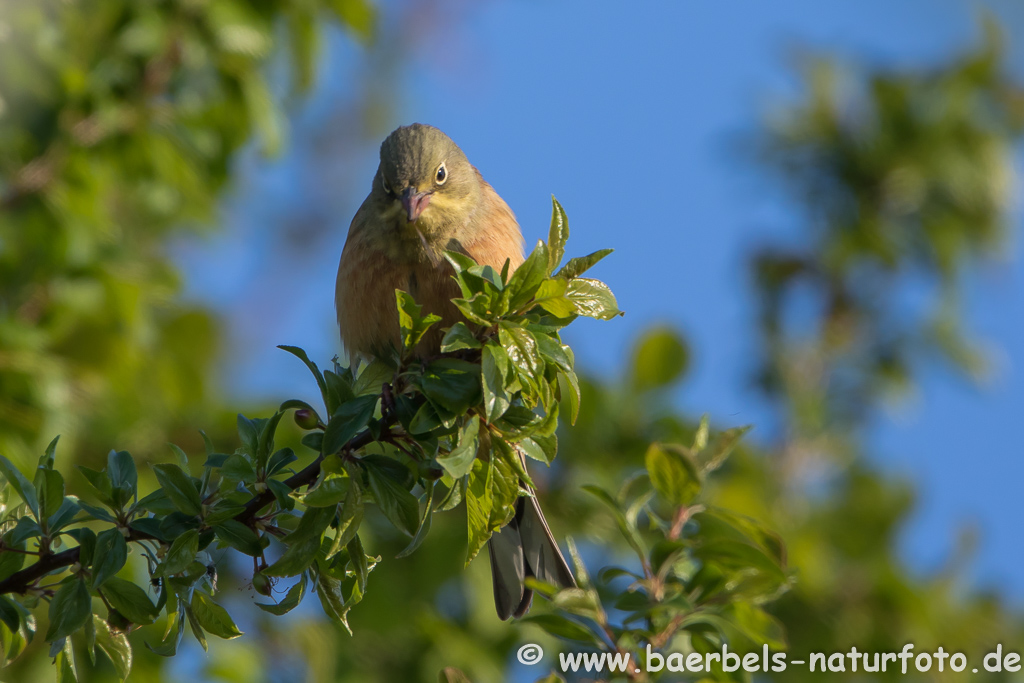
[0,217,636,682]
[0,3,1022,683]
[0,0,372,467]
[738,22,1024,683]
[753,21,1024,450]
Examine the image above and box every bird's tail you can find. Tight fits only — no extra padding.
[488,494,576,620]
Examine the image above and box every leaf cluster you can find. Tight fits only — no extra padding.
[512,418,789,682]
[0,200,623,681]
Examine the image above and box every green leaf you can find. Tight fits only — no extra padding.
[37,435,59,470]
[494,405,543,440]
[436,478,464,512]
[692,538,788,592]
[256,411,285,470]
[396,290,442,352]
[48,496,79,532]
[278,345,328,406]
[420,359,482,415]
[280,398,322,421]
[267,479,296,511]
[520,434,557,465]
[151,464,202,517]
[0,596,20,633]
[645,443,701,506]
[256,575,306,615]
[437,417,481,479]
[557,370,581,425]
[698,425,752,474]
[531,278,576,318]
[168,444,190,474]
[347,534,369,594]
[565,278,621,320]
[583,485,648,565]
[0,455,39,519]
[499,322,543,382]
[213,520,263,557]
[396,481,436,558]
[315,571,351,634]
[102,578,159,625]
[322,395,379,456]
[548,197,569,271]
[77,466,113,507]
[107,450,138,499]
[302,474,350,507]
[556,248,613,279]
[0,594,32,663]
[720,602,787,650]
[694,414,710,451]
[78,501,115,523]
[236,415,260,459]
[329,482,364,556]
[630,326,690,391]
[34,468,64,521]
[506,241,550,312]
[519,614,603,646]
[91,529,128,589]
[56,636,78,683]
[694,508,786,567]
[190,592,242,639]
[352,358,394,396]
[489,442,524,526]
[160,529,199,576]
[324,370,356,415]
[219,454,257,485]
[481,344,511,423]
[265,506,335,577]
[75,529,97,569]
[93,616,132,681]
[465,458,493,565]
[46,578,91,640]
[364,460,420,536]
[440,322,481,352]
[452,291,496,326]
[185,604,208,652]
[443,250,479,276]
[301,431,324,453]
[206,505,247,528]
[267,448,298,476]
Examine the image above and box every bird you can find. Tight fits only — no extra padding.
[335,123,576,619]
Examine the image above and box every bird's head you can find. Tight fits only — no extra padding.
[373,124,481,238]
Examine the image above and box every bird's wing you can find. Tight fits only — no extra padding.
[460,172,525,271]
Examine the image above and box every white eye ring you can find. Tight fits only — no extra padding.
[381,173,392,194]
[435,162,447,185]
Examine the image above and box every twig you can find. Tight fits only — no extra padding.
[0,413,395,596]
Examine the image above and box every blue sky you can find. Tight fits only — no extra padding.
[178,0,1024,601]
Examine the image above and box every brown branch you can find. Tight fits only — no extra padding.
[0,414,394,596]
[238,419,389,523]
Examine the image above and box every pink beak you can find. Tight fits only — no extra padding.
[400,187,432,222]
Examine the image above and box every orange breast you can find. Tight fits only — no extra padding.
[335,178,524,362]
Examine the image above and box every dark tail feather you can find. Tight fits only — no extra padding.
[517,494,576,591]
[488,495,576,620]
[488,521,525,621]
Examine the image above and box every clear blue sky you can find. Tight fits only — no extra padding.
[176,0,1024,602]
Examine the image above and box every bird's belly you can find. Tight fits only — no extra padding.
[337,249,460,360]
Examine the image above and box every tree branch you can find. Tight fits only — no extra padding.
[0,416,393,596]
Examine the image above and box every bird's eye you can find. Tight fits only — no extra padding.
[435,163,447,185]
[381,174,392,195]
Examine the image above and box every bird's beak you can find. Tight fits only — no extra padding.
[400,187,432,222]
